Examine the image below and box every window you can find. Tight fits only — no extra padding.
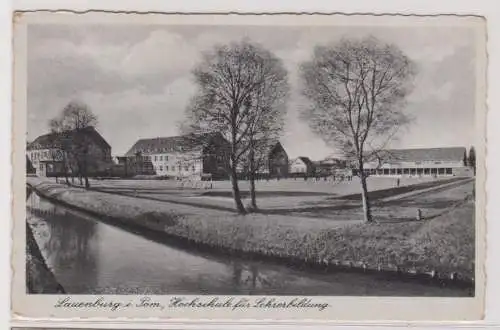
[160,165,163,171]
[165,155,168,161]
[160,156,163,161]
[192,166,195,172]
[446,168,452,175]
[155,156,158,161]
[166,165,169,171]
[185,166,189,171]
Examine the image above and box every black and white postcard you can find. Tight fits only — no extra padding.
[11,12,487,321]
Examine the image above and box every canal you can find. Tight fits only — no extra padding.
[26,190,472,296]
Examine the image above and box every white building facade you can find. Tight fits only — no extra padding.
[121,132,229,179]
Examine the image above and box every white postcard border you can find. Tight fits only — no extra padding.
[11,12,487,322]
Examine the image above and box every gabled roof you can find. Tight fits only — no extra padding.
[27,126,111,151]
[372,147,466,163]
[125,132,226,156]
[298,156,314,167]
[254,138,285,156]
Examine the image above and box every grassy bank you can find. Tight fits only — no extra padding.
[27,177,475,287]
[26,223,65,294]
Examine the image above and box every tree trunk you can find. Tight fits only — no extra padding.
[63,162,70,185]
[230,163,246,214]
[359,169,373,223]
[83,157,90,189]
[249,149,257,210]
[249,172,257,210]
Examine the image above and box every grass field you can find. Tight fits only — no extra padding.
[69,176,442,194]
[51,176,466,214]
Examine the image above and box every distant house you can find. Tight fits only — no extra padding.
[119,132,230,179]
[289,157,315,176]
[260,139,289,178]
[313,157,348,176]
[355,147,471,177]
[26,126,112,177]
[237,139,289,179]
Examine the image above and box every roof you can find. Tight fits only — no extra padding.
[372,147,466,163]
[253,138,284,156]
[125,132,226,156]
[28,126,111,151]
[298,156,314,167]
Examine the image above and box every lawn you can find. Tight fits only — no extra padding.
[53,176,466,215]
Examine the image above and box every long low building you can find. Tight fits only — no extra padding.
[353,147,472,177]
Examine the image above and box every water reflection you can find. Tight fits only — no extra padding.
[27,192,99,292]
[26,191,471,296]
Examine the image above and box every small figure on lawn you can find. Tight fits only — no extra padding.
[416,208,422,221]
[396,178,400,187]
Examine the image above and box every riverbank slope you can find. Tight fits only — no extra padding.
[26,223,65,293]
[27,177,475,287]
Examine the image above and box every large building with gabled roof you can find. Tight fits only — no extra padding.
[26,126,113,177]
[119,132,230,179]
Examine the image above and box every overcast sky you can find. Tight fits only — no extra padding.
[27,24,477,160]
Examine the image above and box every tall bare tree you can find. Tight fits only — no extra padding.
[240,78,288,210]
[182,39,289,214]
[49,118,72,185]
[300,36,416,222]
[49,100,98,188]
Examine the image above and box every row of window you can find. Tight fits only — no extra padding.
[361,168,454,175]
[154,155,169,162]
[155,165,197,172]
[30,151,50,160]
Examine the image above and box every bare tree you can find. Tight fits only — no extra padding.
[300,36,416,222]
[49,100,98,188]
[182,39,289,214]
[238,64,289,210]
[49,118,72,185]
